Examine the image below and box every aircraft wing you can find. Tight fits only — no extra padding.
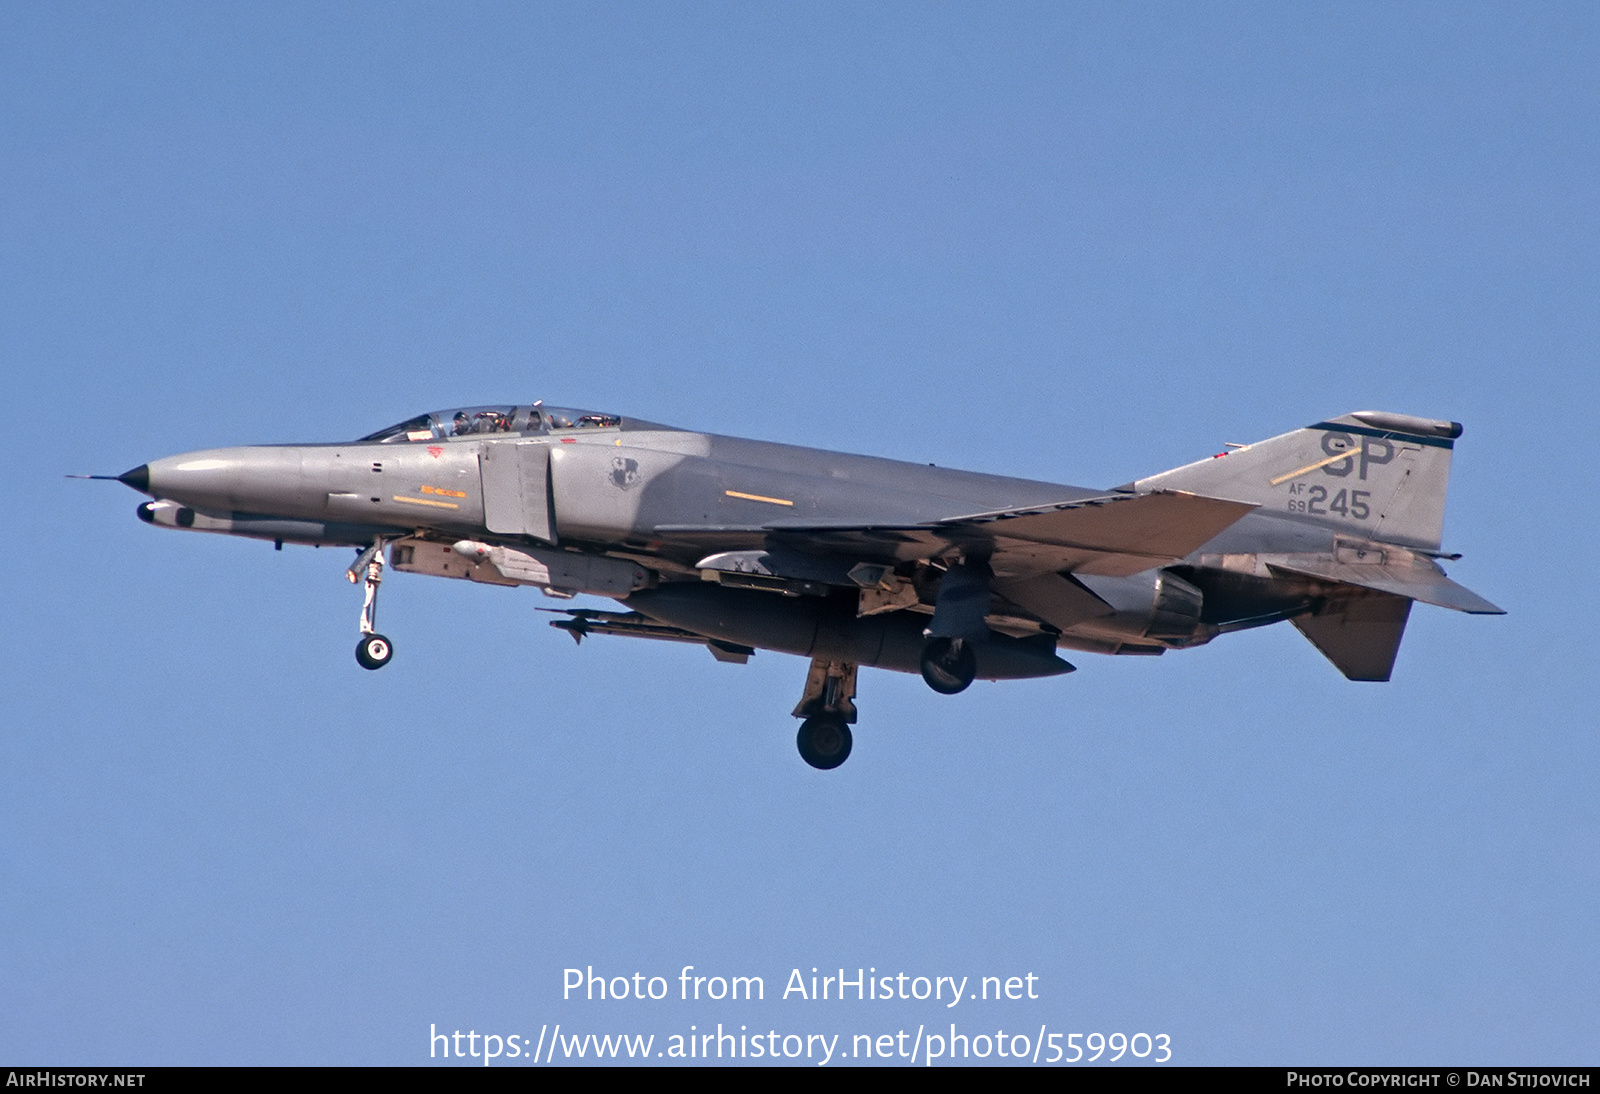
[658,490,1257,579]
[927,490,1259,576]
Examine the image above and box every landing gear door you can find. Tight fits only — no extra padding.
[480,441,556,544]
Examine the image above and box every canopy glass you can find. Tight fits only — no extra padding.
[358,405,621,443]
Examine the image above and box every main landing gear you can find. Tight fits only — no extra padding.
[792,658,857,769]
[787,634,983,771]
[797,716,851,770]
[349,539,394,670]
[919,636,976,694]
[918,557,987,695]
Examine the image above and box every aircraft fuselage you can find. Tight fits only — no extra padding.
[112,405,1500,768]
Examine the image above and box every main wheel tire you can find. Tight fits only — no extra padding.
[797,716,853,770]
[356,634,394,670]
[920,636,976,694]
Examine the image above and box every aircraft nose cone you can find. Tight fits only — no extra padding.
[118,464,151,495]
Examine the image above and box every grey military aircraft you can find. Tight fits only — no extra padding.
[103,404,1501,768]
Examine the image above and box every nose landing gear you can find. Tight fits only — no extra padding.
[348,539,394,670]
[356,633,393,669]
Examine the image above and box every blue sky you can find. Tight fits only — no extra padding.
[3,2,1595,1065]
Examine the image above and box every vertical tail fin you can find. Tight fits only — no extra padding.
[1132,411,1462,551]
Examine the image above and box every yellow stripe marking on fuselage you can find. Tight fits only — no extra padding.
[394,495,461,509]
[724,489,794,507]
[1270,450,1355,486]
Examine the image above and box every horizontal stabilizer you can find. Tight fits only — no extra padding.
[1292,593,1413,682]
[1267,557,1504,614]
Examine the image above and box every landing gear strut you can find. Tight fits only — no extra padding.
[348,539,394,670]
[920,636,976,694]
[792,658,857,769]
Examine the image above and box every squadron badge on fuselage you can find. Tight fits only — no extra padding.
[610,456,640,490]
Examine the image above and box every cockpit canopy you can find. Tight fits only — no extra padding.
[358,404,622,443]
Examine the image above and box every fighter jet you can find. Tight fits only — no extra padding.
[103,404,1501,768]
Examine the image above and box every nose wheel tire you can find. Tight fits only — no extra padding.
[797,716,853,770]
[920,637,976,694]
[356,634,394,670]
